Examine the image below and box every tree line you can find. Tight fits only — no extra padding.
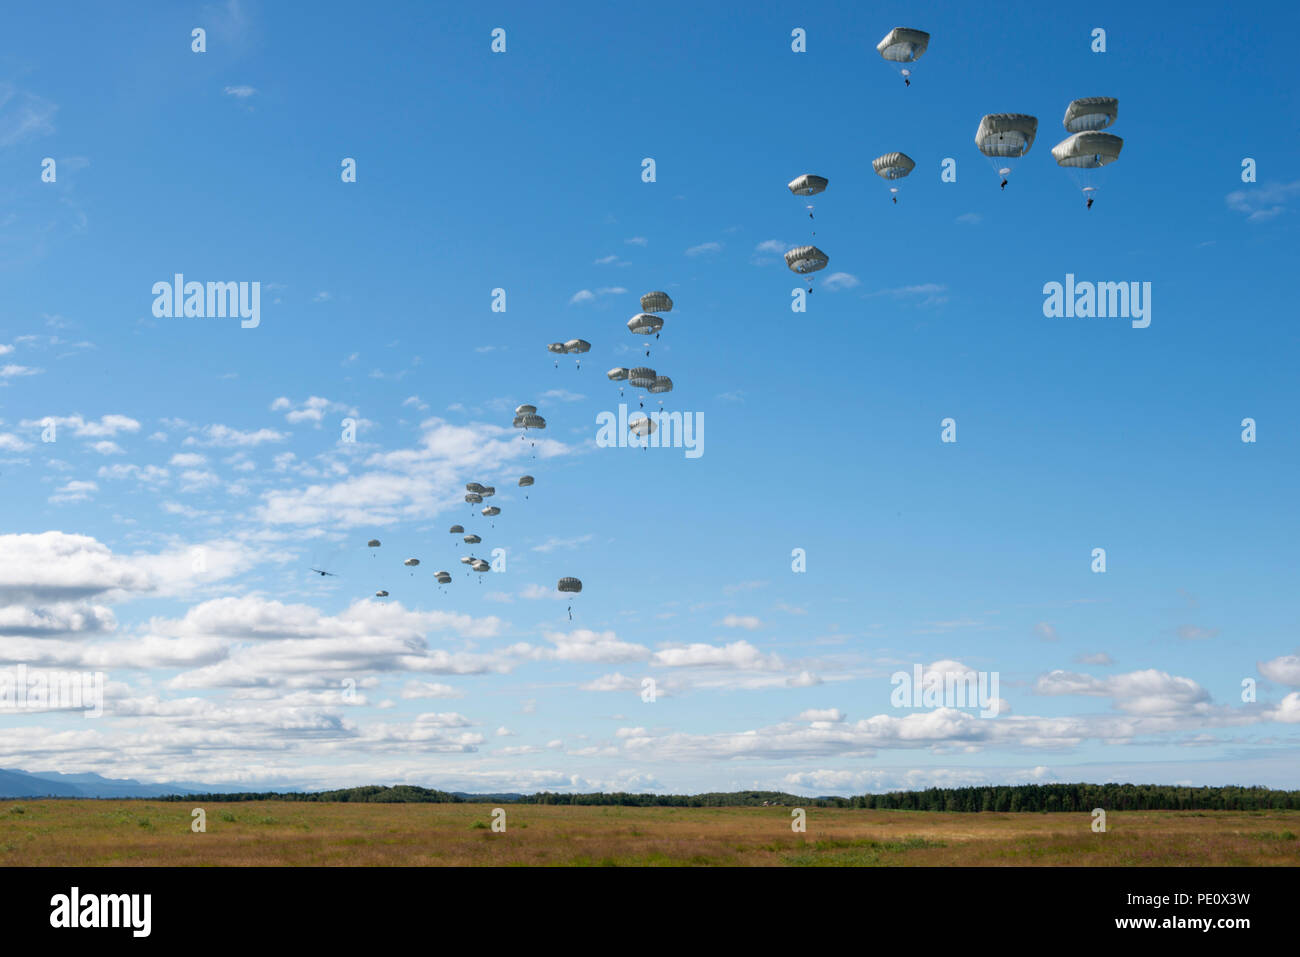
[156,783,1300,810]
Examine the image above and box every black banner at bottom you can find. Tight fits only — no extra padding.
[0,865,1290,943]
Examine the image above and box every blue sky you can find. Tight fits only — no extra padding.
[1,0,1298,794]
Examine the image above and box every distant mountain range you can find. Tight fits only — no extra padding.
[0,768,252,799]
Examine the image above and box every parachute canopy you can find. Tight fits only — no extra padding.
[1063,97,1118,133]
[975,114,1038,158]
[404,558,420,567]
[547,342,565,354]
[513,413,547,430]
[367,539,381,548]
[435,572,452,584]
[785,245,829,274]
[627,314,664,336]
[787,174,828,196]
[480,486,495,498]
[464,534,481,544]
[607,367,630,381]
[628,367,657,389]
[482,506,501,516]
[557,577,583,594]
[518,475,534,487]
[650,376,673,394]
[375,590,389,597]
[629,415,657,437]
[466,483,486,493]
[563,338,591,354]
[1052,131,1123,168]
[872,152,916,180]
[515,404,536,416]
[460,556,473,564]
[465,492,483,504]
[877,27,929,62]
[449,524,464,534]
[471,559,490,572]
[640,291,673,314]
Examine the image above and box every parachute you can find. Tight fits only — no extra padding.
[872,152,915,203]
[367,539,381,548]
[449,524,465,534]
[435,571,452,585]
[558,575,582,619]
[788,174,828,233]
[482,506,501,517]
[471,559,490,573]
[459,556,473,565]
[480,486,496,498]
[518,475,534,487]
[464,534,482,544]
[650,376,673,394]
[563,338,591,369]
[787,173,828,197]
[465,492,483,504]
[877,27,929,85]
[640,291,673,314]
[375,590,389,598]
[513,409,546,457]
[975,113,1038,188]
[627,313,663,356]
[547,342,565,354]
[627,314,663,336]
[785,245,829,292]
[629,414,657,448]
[785,245,828,274]
[1063,97,1118,133]
[1052,131,1123,207]
[1052,131,1123,168]
[404,558,420,566]
[465,483,485,493]
[606,367,629,381]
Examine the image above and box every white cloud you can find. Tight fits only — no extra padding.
[1225,180,1300,222]
[821,272,860,291]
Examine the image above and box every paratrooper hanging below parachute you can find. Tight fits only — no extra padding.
[876,27,929,86]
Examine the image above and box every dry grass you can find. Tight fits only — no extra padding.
[1,801,1297,866]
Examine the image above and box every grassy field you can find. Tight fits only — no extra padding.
[2,800,1298,866]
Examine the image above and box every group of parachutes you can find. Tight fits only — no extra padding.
[785,27,1126,288]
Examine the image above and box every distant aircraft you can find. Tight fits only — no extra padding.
[310,568,337,577]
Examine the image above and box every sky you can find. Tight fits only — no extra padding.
[0,0,1298,796]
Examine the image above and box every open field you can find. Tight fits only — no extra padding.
[2,801,1298,866]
